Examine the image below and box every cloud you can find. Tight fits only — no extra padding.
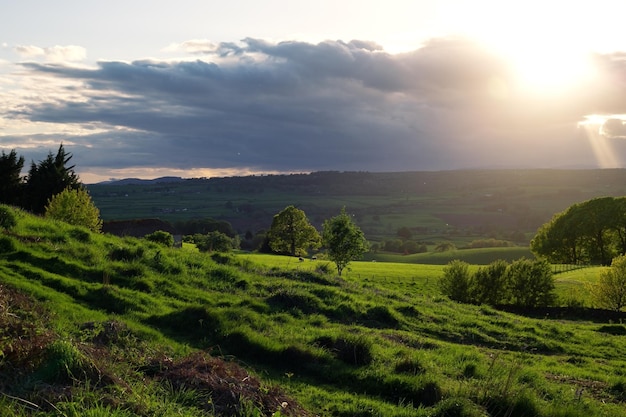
[2,37,626,180]
[601,118,626,139]
[15,44,86,62]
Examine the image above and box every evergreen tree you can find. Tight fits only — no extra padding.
[0,149,25,206]
[24,144,81,214]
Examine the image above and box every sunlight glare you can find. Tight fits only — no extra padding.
[449,1,605,95]
[578,114,624,168]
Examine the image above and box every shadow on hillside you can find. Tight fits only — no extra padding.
[498,305,626,324]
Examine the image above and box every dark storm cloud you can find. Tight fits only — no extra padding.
[6,37,626,175]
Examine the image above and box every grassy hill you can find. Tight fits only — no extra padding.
[1,205,626,416]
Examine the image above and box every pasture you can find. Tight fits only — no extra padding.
[1,205,625,416]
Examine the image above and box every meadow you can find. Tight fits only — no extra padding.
[1,205,625,416]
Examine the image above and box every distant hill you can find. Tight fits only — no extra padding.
[87,169,626,244]
[97,176,184,185]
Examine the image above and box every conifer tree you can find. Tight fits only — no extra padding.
[0,149,25,206]
[24,144,81,214]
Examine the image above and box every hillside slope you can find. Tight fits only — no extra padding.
[1,206,625,416]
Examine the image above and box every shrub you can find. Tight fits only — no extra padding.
[440,260,472,303]
[144,230,174,247]
[591,255,626,312]
[194,231,235,252]
[472,260,509,305]
[506,258,555,308]
[44,187,102,232]
[0,206,17,230]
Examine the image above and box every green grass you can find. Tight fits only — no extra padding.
[1,205,626,416]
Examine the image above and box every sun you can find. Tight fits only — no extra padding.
[491,32,595,95]
[448,1,604,95]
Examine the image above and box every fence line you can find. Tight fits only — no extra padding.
[552,264,589,274]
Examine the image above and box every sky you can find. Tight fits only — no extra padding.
[2,1,626,183]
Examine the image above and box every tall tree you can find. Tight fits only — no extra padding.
[24,144,81,214]
[531,197,625,265]
[0,149,25,206]
[322,207,369,276]
[268,205,321,256]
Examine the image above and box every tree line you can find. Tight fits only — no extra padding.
[1,145,81,214]
[1,145,102,232]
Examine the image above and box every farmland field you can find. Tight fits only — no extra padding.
[88,169,626,246]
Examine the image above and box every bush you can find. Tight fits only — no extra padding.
[440,260,472,303]
[472,260,509,305]
[506,258,555,308]
[144,230,174,247]
[0,206,16,230]
[592,255,626,312]
[44,187,102,232]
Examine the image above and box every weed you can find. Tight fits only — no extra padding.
[33,340,84,383]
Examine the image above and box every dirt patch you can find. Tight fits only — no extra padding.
[157,351,309,416]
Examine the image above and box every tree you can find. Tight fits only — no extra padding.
[439,260,472,303]
[592,255,626,312]
[322,207,368,276]
[434,242,456,252]
[45,187,102,232]
[268,206,321,256]
[194,231,236,252]
[0,149,25,206]
[25,144,81,214]
[531,197,625,265]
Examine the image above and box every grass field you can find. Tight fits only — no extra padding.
[1,205,626,416]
